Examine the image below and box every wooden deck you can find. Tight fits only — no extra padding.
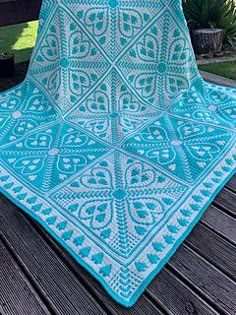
[0,63,236,315]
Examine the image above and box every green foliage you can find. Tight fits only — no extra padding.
[183,0,224,28]
[0,21,38,63]
[199,61,236,80]
[183,0,236,46]
[216,0,236,46]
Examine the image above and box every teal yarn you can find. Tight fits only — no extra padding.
[0,0,236,307]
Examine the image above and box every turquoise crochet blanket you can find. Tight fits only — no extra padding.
[0,0,236,307]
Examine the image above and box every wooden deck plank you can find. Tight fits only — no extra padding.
[2,184,235,315]
[214,188,236,217]
[0,236,50,315]
[185,223,236,280]
[201,205,236,245]
[0,62,236,315]
[225,175,236,193]
[0,196,164,315]
[18,196,236,315]
[168,245,236,315]
[147,268,219,315]
[0,198,109,315]
[23,205,221,315]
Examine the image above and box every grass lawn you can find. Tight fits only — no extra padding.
[198,61,236,80]
[1,21,236,82]
[0,21,38,63]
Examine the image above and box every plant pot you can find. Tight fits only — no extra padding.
[193,28,224,56]
[0,52,15,77]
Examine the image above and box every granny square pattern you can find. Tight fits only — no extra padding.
[0,0,236,307]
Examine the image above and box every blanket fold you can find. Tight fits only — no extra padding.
[0,0,235,307]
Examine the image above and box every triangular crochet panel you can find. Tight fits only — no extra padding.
[0,0,236,307]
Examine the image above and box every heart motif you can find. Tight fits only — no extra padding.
[81,167,113,189]
[48,70,61,95]
[137,34,158,62]
[187,143,220,161]
[147,148,176,165]
[169,164,176,171]
[69,70,90,96]
[26,95,52,114]
[168,38,191,66]
[79,200,112,229]
[135,73,156,98]
[120,117,144,132]
[209,91,229,103]
[62,131,88,148]
[85,9,108,36]
[128,197,163,225]
[222,106,236,121]
[14,157,44,175]
[25,133,52,149]
[119,9,143,38]
[0,96,19,111]
[69,31,90,58]
[86,92,109,113]
[13,119,37,136]
[193,111,218,124]
[41,34,59,61]
[119,93,140,112]
[57,155,87,174]
[178,122,205,139]
[125,162,155,189]
[140,125,167,142]
[85,119,109,134]
[167,75,188,94]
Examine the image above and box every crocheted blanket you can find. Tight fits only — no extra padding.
[0,0,235,307]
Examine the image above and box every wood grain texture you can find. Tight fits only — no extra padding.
[186,223,236,280]
[214,188,236,217]
[0,236,50,315]
[226,175,236,193]
[147,268,219,315]
[23,207,218,315]
[0,62,236,315]
[0,201,108,315]
[0,196,164,315]
[202,205,236,245]
[169,245,236,315]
